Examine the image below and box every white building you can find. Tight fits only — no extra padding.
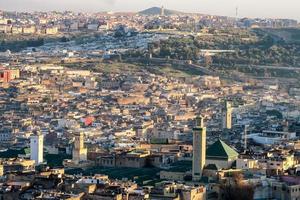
[87,24,99,31]
[30,133,44,165]
[76,174,109,184]
[248,130,297,145]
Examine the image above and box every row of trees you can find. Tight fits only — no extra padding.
[0,38,44,52]
[147,30,300,67]
[214,44,300,67]
[149,37,200,60]
[220,173,255,200]
[0,34,73,52]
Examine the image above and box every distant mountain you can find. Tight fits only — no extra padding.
[139,7,184,16]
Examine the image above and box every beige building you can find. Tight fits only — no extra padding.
[97,150,150,168]
[150,183,206,200]
[9,69,20,79]
[12,26,23,34]
[22,26,36,34]
[271,181,300,200]
[1,159,35,173]
[0,165,3,176]
[198,76,221,88]
[0,24,12,33]
[236,158,259,169]
[257,154,296,176]
[117,95,150,105]
[45,27,58,35]
[66,70,91,77]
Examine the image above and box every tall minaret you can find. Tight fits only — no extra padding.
[30,131,44,165]
[192,116,206,181]
[72,132,87,164]
[222,101,232,130]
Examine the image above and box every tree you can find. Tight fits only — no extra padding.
[220,173,254,200]
[204,55,212,67]
[266,110,283,119]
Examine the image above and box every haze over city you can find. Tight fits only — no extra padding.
[1,1,300,200]
[0,0,300,20]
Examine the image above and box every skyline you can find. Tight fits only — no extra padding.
[0,0,299,21]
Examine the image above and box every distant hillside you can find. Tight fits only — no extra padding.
[139,7,183,16]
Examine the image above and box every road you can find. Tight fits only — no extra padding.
[245,65,300,71]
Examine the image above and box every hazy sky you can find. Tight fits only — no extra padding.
[0,0,299,20]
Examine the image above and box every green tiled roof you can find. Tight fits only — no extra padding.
[206,139,239,159]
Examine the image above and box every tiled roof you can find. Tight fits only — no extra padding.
[206,139,239,159]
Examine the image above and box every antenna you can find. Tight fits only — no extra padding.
[235,6,239,28]
[244,125,248,152]
[161,5,165,16]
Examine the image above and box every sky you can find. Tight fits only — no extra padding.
[0,0,299,20]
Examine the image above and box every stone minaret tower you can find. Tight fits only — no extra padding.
[192,116,206,181]
[72,132,87,164]
[222,101,232,130]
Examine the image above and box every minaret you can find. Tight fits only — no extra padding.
[72,132,87,164]
[192,116,206,181]
[222,101,232,130]
[30,131,44,165]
